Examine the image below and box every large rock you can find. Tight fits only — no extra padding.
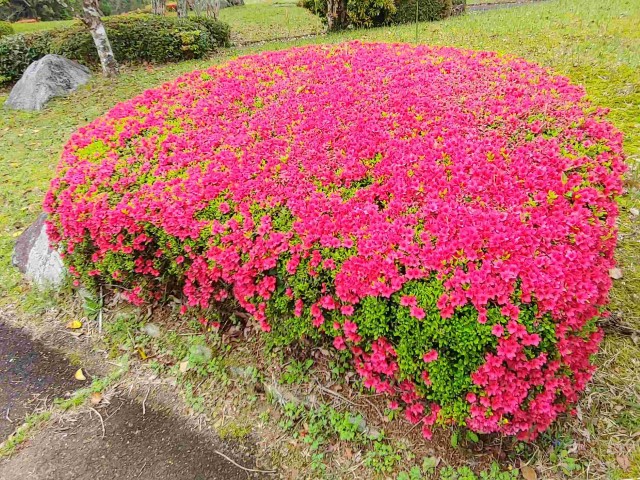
[4,55,91,112]
[12,214,66,288]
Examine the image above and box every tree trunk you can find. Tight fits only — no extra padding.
[177,0,188,17]
[81,0,119,78]
[326,0,348,31]
[151,0,166,15]
[212,0,220,20]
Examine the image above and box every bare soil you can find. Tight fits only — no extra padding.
[0,321,77,439]
[0,321,270,480]
[0,394,266,480]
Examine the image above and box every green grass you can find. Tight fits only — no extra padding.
[0,0,639,476]
[0,411,52,458]
[10,19,76,33]
[219,1,323,43]
[467,0,524,5]
[8,3,323,45]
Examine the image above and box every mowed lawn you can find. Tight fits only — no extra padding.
[1,0,638,476]
[220,0,324,43]
[10,19,76,33]
[8,2,323,43]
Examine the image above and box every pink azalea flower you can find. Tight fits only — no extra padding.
[423,350,438,363]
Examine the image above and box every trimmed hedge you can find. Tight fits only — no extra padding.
[392,0,452,23]
[300,0,453,27]
[0,21,13,38]
[0,31,53,83]
[45,42,626,441]
[0,14,230,84]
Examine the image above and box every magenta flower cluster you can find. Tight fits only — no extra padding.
[45,42,626,440]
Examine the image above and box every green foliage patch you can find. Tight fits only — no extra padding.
[0,13,230,84]
[300,0,453,27]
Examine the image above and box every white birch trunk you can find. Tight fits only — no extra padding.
[177,0,188,17]
[151,0,166,14]
[81,0,119,78]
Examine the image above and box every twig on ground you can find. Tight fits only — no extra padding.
[316,382,360,407]
[136,461,148,478]
[362,397,385,421]
[345,457,367,474]
[406,416,426,434]
[104,401,124,421]
[98,286,103,334]
[142,386,151,415]
[89,407,105,438]
[5,408,12,423]
[213,450,277,475]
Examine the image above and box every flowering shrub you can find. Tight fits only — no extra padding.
[45,42,626,440]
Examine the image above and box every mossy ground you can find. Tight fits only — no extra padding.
[1,0,639,477]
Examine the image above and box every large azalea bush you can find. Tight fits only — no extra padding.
[45,42,626,440]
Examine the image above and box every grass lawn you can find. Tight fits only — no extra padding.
[10,19,76,33]
[8,2,323,44]
[219,0,323,43]
[467,0,529,5]
[0,0,638,477]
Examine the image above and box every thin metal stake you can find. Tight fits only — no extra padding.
[415,0,419,43]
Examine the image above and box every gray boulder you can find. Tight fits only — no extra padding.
[5,54,91,112]
[12,214,66,288]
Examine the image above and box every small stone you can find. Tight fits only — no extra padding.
[179,361,189,373]
[12,213,65,288]
[5,54,91,111]
[609,267,623,280]
[141,323,161,338]
[630,208,639,217]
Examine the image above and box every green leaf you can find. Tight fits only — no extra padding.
[422,456,439,472]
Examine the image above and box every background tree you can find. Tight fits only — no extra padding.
[177,0,187,17]
[151,0,165,14]
[326,0,347,30]
[192,0,219,19]
[0,0,73,21]
[0,0,148,21]
[81,0,118,77]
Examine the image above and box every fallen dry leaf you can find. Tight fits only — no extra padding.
[521,465,537,480]
[74,369,86,381]
[138,347,148,360]
[90,392,103,405]
[616,455,631,471]
[66,320,83,330]
[179,361,189,373]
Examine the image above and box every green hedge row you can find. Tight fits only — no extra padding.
[0,20,13,37]
[300,0,455,27]
[0,14,230,84]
